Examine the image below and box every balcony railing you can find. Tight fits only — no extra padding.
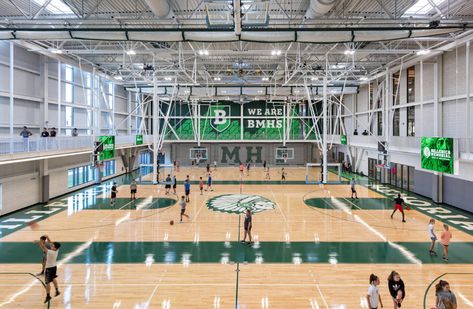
[0,135,151,156]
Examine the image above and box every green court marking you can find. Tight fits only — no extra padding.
[207,194,276,214]
[305,197,393,210]
[0,170,172,239]
[2,241,473,264]
[86,197,176,210]
[338,171,473,237]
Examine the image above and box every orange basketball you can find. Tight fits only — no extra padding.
[28,221,39,230]
[170,220,174,226]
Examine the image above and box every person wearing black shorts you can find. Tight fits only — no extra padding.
[111,182,117,206]
[35,235,51,276]
[172,175,177,194]
[241,209,253,245]
[281,168,286,183]
[38,235,61,303]
[165,174,172,195]
[206,163,210,173]
[350,178,358,199]
[130,179,137,200]
[184,179,191,202]
[263,160,267,172]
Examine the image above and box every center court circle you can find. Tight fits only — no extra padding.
[206,194,276,214]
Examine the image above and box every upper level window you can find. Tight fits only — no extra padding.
[407,66,415,103]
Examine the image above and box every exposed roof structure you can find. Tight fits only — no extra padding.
[2,0,473,96]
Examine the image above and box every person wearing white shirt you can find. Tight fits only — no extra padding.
[367,274,383,309]
[38,235,61,303]
[428,219,438,256]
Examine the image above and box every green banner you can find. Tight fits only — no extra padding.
[99,136,115,161]
[340,135,347,145]
[136,134,143,145]
[421,137,455,174]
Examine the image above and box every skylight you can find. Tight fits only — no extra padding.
[403,0,446,16]
[33,0,74,15]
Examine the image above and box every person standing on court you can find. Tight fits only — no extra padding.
[179,195,189,223]
[206,163,210,173]
[111,182,118,206]
[387,271,405,308]
[172,175,177,195]
[440,224,452,262]
[350,178,358,199]
[428,219,438,256]
[184,178,191,202]
[239,162,244,176]
[199,177,204,195]
[165,174,172,195]
[263,160,267,172]
[206,172,213,191]
[367,274,383,309]
[241,209,253,245]
[130,179,137,200]
[390,194,406,222]
[34,235,51,276]
[38,235,61,303]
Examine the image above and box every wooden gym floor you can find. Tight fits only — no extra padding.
[1,165,473,308]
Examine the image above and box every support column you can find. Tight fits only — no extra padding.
[9,42,14,137]
[433,59,443,203]
[420,60,424,137]
[57,60,61,135]
[322,77,328,183]
[466,41,471,153]
[152,75,158,184]
[42,56,49,127]
[40,160,49,203]
[127,91,132,135]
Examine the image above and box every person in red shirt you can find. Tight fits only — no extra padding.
[390,194,406,222]
[199,177,204,195]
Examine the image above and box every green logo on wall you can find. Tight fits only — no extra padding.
[209,105,231,132]
[421,137,455,174]
[98,135,115,161]
[136,134,143,145]
[206,194,276,214]
[340,134,347,145]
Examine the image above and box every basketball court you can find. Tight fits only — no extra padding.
[1,0,473,308]
[1,165,473,308]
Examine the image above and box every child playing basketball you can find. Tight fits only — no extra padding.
[130,180,137,200]
[239,162,244,176]
[246,162,251,176]
[172,175,177,195]
[199,177,204,195]
[391,194,406,222]
[265,166,270,180]
[165,174,172,195]
[179,196,189,223]
[428,219,437,256]
[367,274,383,309]
[440,224,452,262]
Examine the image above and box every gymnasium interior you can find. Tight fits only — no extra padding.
[1,0,473,308]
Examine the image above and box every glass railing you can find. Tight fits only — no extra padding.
[0,135,151,156]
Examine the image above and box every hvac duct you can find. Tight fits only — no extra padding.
[144,0,175,19]
[304,0,338,19]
